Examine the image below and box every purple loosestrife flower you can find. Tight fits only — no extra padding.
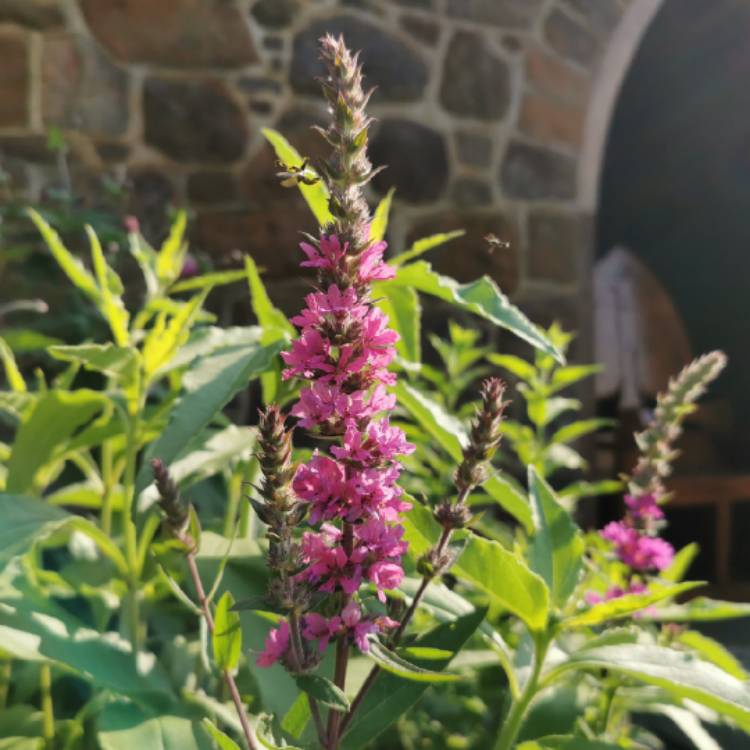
[256,35,414,669]
[590,352,726,609]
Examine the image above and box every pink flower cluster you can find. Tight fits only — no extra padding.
[589,492,674,611]
[601,520,673,572]
[258,234,414,668]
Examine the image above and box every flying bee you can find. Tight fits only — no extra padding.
[276,158,321,188]
[484,233,511,253]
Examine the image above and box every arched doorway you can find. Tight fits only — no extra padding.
[595,0,750,594]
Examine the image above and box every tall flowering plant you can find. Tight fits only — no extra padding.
[252,35,417,747]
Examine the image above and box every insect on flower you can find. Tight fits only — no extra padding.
[275,158,321,187]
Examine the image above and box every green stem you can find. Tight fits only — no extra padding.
[0,659,11,709]
[101,440,115,536]
[40,663,54,749]
[493,635,549,750]
[121,384,143,653]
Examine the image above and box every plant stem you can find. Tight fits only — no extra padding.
[288,611,327,747]
[122,404,142,653]
[493,635,549,750]
[341,499,467,738]
[327,523,354,749]
[0,660,10,709]
[40,663,54,750]
[186,553,260,750]
[101,440,115,536]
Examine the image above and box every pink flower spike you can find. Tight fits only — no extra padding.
[302,613,341,653]
[257,621,290,667]
[624,493,664,521]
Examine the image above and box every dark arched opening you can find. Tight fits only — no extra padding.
[597,0,750,595]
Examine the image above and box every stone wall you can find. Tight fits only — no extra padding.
[0,0,636,334]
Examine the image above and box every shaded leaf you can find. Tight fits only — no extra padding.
[365,637,461,683]
[295,674,350,711]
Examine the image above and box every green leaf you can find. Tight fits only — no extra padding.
[550,418,614,445]
[391,261,562,360]
[518,739,623,750]
[98,702,210,750]
[370,187,394,242]
[0,494,72,570]
[656,705,723,750]
[394,381,465,462]
[527,396,580,429]
[202,720,241,750]
[365,637,461,683]
[171,269,247,293]
[0,563,172,702]
[86,225,129,345]
[155,210,188,286]
[563,582,702,628]
[549,364,601,391]
[640,597,750,622]
[482,474,533,532]
[49,343,138,384]
[390,230,465,267]
[6,390,104,494]
[261,128,332,227]
[280,693,310,740]
[402,500,442,561]
[487,353,537,382]
[142,291,209,377]
[678,630,749,680]
[244,256,295,338]
[662,543,699,583]
[0,338,26,393]
[245,256,294,403]
[340,608,485,750]
[549,643,750,730]
[454,534,549,633]
[374,283,421,367]
[28,209,99,300]
[213,591,242,671]
[0,739,43,750]
[295,674,350,710]
[136,341,281,496]
[527,467,584,606]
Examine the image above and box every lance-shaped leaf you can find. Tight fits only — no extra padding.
[640,597,750,622]
[527,467,584,607]
[391,261,562,360]
[677,630,749,680]
[136,341,281,496]
[390,230,465,267]
[547,643,750,731]
[364,637,461,683]
[49,344,139,384]
[374,282,421,367]
[563,582,702,629]
[295,674,350,711]
[341,608,485,750]
[6,390,105,494]
[370,187,394,242]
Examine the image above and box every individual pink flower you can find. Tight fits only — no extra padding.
[624,493,664,521]
[357,240,395,283]
[302,613,342,652]
[367,560,404,602]
[300,234,347,272]
[256,621,290,667]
